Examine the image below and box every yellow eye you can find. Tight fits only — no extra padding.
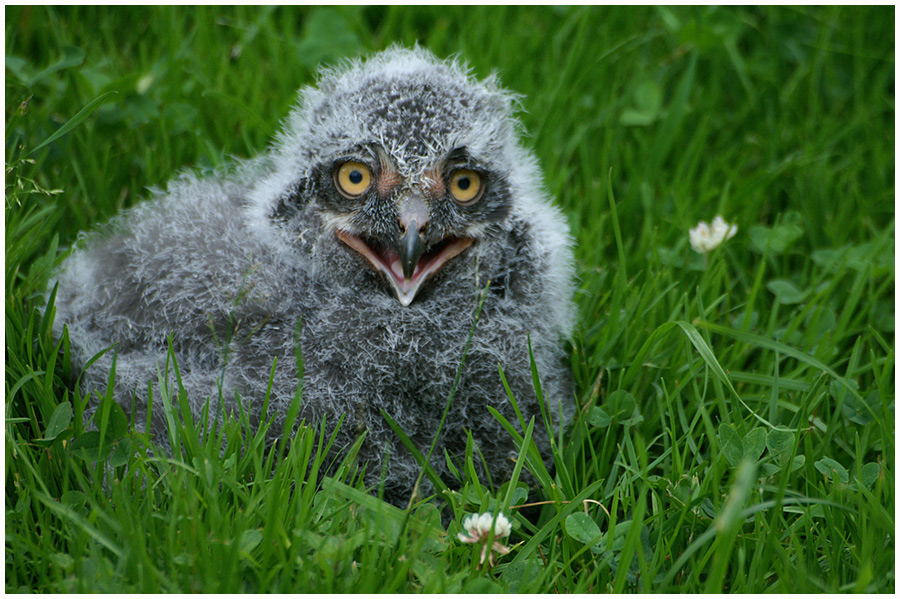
[449,169,483,205]
[335,161,373,198]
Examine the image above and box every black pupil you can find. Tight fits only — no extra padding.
[457,176,471,191]
[348,170,363,185]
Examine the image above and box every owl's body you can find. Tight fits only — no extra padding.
[53,47,575,503]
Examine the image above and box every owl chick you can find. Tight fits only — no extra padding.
[52,46,575,504]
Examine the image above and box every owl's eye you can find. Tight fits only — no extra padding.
[449,169,484,205]
[335,161,373,198]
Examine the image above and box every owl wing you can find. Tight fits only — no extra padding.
[52,170,302,437]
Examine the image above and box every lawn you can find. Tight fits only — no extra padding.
[5,6,895,593]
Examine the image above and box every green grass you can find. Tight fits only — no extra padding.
[5,5,895,593]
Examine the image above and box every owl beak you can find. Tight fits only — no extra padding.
[334,193,474,305]
[399,219,425,280]
[390,232,473,306]
[335,228,473,306]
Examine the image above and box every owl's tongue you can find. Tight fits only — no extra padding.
[389,256,409,280]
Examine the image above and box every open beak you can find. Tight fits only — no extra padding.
[336,226,473,306]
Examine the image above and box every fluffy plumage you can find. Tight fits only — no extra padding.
[52,46,575,503]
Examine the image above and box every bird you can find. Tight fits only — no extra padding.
[51,46,576,505]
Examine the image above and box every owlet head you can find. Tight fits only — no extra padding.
[266,46,530,305]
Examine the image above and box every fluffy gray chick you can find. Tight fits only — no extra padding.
[52,46,576,504]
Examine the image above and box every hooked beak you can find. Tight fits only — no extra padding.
[399,219,425,280]
[336,218,473,307]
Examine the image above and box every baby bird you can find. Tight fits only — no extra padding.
[52,46,575,504]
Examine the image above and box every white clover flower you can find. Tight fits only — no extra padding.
[458,511,512,542]
[457,511,512,567]
[689,215,738,253]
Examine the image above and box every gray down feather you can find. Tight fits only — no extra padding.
[51,46,576,505]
